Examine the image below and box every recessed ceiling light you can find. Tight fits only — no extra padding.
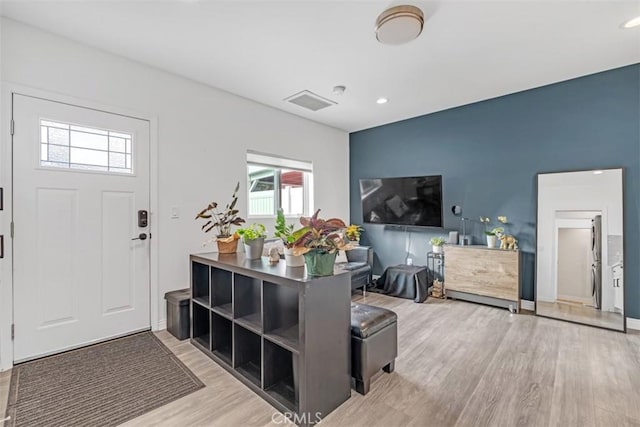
[593,170,604,175]
[376,97,388,104]
[622,15,640,28]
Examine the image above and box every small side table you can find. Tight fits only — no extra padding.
[373,264,428,303]
[427,251,445,290]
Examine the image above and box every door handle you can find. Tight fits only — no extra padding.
[131,233,147,241]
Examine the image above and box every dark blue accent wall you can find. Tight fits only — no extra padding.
[349,64,640,318]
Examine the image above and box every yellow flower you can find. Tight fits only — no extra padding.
[346,224,363,241]
[497,216,508,224]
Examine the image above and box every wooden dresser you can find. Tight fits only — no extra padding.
[444,245,521,312]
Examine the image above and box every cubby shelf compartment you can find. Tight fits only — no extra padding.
[234,274,262,334]
[263,281,299,353]
[211,305,233,320]
[264,339,298,413]
[192,302,210,350]
[192,262,210,307]
[234,324,262,388]
[211,312,233,366]
[211,267,233,318]
[235,314,262,335]
[264,326,299,355]
[190,252,351,426]
[192,297,208,309]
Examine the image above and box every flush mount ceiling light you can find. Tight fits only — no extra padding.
[375,5,424,45]
[622,15,640,28]
[376,97,388,104]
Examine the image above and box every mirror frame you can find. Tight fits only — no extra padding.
[534,167,626,333]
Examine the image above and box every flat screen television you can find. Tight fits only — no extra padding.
[359,175,443,227]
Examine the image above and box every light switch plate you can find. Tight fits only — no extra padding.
[170,207,180,219]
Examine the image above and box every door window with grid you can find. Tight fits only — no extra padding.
[40,119,133,174]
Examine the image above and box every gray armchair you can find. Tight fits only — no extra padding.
[337,246,373,293]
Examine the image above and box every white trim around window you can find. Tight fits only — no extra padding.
[246,151,313,218]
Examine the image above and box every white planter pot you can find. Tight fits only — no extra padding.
[432,245,443,254]
[284,247,305,267]
[486,235,497,248]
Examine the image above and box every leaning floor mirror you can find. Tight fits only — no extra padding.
[536,168,625,331]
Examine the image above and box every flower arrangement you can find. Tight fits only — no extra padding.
[480,216,508,236]
[345,224,364,242]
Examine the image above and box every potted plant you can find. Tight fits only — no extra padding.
[345,224,364,244]
[237,223,267,260]
[274,208,305,267]
[291,209,353,276]
[480,216,507,248]
[195,182,246,253]
[430,236,446,253]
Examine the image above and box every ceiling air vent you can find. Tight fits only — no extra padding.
[284,90,337,111]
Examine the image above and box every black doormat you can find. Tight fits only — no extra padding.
[5,332,204,426]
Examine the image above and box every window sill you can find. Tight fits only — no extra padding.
[247,214,307,220]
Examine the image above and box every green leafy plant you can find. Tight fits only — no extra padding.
[237,223,267,241]
[291,209,352,256]
[430,236,446,246]
[480,216,507,236]
[195,182,245,238]
[274,209,306,248]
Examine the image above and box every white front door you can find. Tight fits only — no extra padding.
[12,94,151,362]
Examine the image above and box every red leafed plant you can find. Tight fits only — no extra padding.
[291,209,353,256]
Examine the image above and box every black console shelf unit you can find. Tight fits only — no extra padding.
[190,253,351,425]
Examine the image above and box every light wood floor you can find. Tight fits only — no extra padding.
[2,294,640,426]
[537,300,624,331]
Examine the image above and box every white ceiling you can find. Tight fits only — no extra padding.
[1,1,639,132]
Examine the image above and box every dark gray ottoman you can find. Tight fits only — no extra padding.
[350,303,398,395]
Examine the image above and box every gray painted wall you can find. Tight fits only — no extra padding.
[349,64,639,317]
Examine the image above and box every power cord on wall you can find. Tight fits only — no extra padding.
[405,226,413,265]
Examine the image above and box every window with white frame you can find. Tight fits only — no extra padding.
[246,151,313,217]
[40,119,133,174]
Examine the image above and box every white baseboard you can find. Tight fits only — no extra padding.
[521,300,535,311]
[520,299,639,331]
[557,294,592,306]
[626,317,640,331]
[157,319,167,331]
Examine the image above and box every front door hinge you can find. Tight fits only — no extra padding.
[11,324,14,340]
[10,119,14,136]
[10,222,14,238]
